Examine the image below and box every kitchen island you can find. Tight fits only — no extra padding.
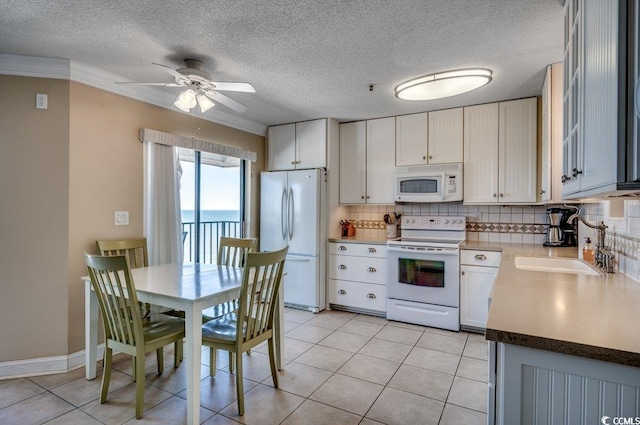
[474,242,640,424]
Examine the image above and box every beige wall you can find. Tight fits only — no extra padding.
[0,75,70,361]
[0,74,265,362]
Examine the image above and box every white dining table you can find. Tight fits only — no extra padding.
[83,261,285,425]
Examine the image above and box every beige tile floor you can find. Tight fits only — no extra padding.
[0,309,488,425]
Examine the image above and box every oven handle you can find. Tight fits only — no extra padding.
[386,246,459,255]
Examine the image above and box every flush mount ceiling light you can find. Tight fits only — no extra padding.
[395,68,493,101]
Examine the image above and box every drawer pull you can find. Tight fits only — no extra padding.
[339,245,347,251]
[367,267,377,273]
[338,265,347,270]
[338,289,347,295]
[461,271,466,276]
[368,247,377,253]
[474,254,487,261]
[367,293,376,299]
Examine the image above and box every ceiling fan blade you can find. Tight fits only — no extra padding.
[152,63,190,84]
[115,82,185,87]
[206,91,248,113]
[210,82,256,93]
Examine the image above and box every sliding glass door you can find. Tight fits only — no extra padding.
[178,148,245,263]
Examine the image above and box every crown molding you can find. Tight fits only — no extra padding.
[0,54,267,136]
[0,53,70,79]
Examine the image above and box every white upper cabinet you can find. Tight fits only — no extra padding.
[339,121,367,204]
[339,118,395,204]
[428,108,463,164]
[499,98,538,203]
[295,119,327,169]
[366,117,395,204]
[464,103,499,203]
[540,63,564,203]
[395,113,428,166]
[395,108,463,166]
[268,123,296,171]
[268,119,326,170]
[464,98,537,204]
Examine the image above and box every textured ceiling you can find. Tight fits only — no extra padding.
[0,0,564,130]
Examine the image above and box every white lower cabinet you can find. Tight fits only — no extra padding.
[328,242,387,314]
[460,250,501,330]
[493,343,640,424]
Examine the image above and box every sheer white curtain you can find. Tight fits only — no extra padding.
[143,141,183,265]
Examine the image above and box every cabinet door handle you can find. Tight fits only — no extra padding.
[474,254,487,261]
[368,247,377,253]
[361,195,365,199]
[339,265,347,270]
[339,245,347,250]
[422,155,426,160]
[572,168,583,177]
[561,174,570,183]
[291,161,296,164]
[499,193,504,198]
[461,271,466,276]
[367,293,376,299]
[338,289,347,295]
[429,155,433,160]
[366,195,370,199]
[493,193,497,198]
[367,267,376,273]
[540,189,546,195]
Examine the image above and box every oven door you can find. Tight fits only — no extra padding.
[387,246,460,307]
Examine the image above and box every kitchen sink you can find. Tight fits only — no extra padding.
[514,256,600,275]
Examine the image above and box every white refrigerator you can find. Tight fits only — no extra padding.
[260,169,326,313]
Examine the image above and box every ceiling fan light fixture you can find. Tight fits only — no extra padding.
[395,68,492,101]
[174,88,198,111]
[197,93,215,113]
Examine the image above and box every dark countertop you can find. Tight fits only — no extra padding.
[483,243,640,368]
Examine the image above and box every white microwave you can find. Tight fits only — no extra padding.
[394,163,463,203]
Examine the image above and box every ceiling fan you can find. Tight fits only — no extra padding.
[116,59,255,113]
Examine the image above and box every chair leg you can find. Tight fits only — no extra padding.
[235,351,244,416]
[267,337,279,389]
[101,348,113,404]
[174,339,183,368]
[156,348,164,374]
[209,347,217,377]
[132,355,136,380]
[135,354,146,419]
[229,352,234,373]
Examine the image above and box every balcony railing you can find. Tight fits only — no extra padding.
[181,221,241,263]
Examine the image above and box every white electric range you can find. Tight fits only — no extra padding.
[386,215,466,331]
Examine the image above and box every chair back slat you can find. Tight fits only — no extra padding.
[96,238,148,269]
[83,253,144,346]
[236,247,287,344]
[217,237,258,268]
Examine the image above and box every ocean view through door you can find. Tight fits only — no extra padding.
[178,148,244,263]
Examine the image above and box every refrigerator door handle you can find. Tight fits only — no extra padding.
[281,187,288,241]
[288,187,294,240]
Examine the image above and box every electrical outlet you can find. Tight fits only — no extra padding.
[36,93,48,110]
[114,211,129,226]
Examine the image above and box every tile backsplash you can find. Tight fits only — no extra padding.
[344,204,549,244]
[343,200,640,282]
[581,200,640,281]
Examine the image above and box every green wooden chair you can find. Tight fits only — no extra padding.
[201,246,288,416]
[83,252,185,419]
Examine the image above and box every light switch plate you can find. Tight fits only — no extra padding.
[114,211,129,226]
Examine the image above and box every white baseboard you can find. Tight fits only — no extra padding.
[0,344,105,380]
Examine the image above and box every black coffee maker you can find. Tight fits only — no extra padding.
[543,207,578,247]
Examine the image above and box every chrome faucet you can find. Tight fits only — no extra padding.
[567,212,614,273]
